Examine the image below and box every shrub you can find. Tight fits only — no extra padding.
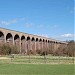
[0,44,19,55]
[0,44,11,55]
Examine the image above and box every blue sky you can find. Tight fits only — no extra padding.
[0,0,74,41]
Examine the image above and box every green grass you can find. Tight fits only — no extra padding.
[0,64,74,75]
[0,55,74,75]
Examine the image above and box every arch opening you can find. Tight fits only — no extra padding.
[14,34,20,45]
[6,33,13,44]
[39,39,42,42]
[48,40,50,43]
[39,39,42,50]
[36,38,38,42]
[21,36,25,40]
[0,31,4,44]
[14,34,20,52]
[6,33,13,40]
[31,37,35,54]
[31,37,35,41]
[0,31,4,39]
[27,36,30,41]
[14,34,20,40]
[26,36,31,54]
[21,35,26,54]
[36,38,39,51]
[46,40,47,42]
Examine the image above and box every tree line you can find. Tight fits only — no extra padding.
[0,40,75,57]
[36,40,75,57]
[53,40,75,57]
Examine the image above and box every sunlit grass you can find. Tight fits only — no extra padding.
[0,64,74,75]
[0,55,74,64]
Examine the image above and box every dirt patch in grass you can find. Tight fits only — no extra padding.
[0,57,10,60]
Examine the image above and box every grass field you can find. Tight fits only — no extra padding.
[0,64,74,75]
[0,55,75,75]
[0,55,74,64]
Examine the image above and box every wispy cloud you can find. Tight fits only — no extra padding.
[40,34,49,38]
[36,24,59,30]
[34,34,49,38]
[61,33,75,38]
[0,19,18,26]
[51,33,75,39]
[25,23,33,28]
[0,17,26,26]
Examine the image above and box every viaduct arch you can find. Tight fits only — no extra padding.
[0,28,67,54]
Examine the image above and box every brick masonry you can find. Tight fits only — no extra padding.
[0,27,67,54]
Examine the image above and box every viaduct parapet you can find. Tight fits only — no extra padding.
[0,27,67,54]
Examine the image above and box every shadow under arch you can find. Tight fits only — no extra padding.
[6,33,13,45]
[14,34,20,52]
[0,31,5,44]
[26,36,31,54]
[31,37,36,54]
[21,35,25,40]
[21,35,26,54]
[39,38,43,50]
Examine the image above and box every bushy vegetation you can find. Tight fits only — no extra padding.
[0,44,19,55]
[54,40,75,57]
[0,40,75,57]
[36,40,75,57]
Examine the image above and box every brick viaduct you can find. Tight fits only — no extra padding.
[0,27,67,54]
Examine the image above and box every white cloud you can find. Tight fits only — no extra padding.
[61,33,74,38]
[0,19,18,26]
[25,23,33,28]
[0,17,26,26]
[51,33,75,41]
[41,34,49,38]
[51,33,75,39]
[34,34,49,38]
